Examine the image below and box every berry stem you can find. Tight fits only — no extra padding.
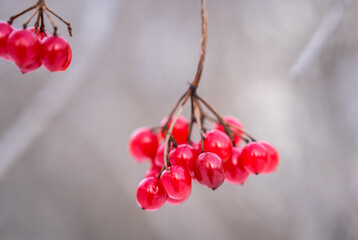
[22,6,40,29]
[162,0,207,167]
[45,6,73,36]
[8,5,37,25]
[195,95,235,144]
[7,0,72,36]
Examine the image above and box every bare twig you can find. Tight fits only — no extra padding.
[290,0,349,80]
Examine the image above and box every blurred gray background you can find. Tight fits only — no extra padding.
[0,0,358,239]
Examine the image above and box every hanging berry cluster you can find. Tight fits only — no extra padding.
[129,0,279,211]
[0,0,72,73]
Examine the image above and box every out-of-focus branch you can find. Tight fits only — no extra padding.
[0,0,121,181]
[290,0,349,80]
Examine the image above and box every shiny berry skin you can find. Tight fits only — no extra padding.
[6,29,41,71]
[203,130,233,162]
[224,147,249,184]
[0,22,13,60]
[194,152,225,190]
[240,142,269,175]
[167,194,189,206]
[160,165,192,200]
[169,144,198,177]
[136,177,168,211]
[145,164,162,178]
[129,127,159,162]
[160,115,189,144]
[261,142,279,173]
[153,143,166,167]
[41,36,72,72]
[213,116,244,145]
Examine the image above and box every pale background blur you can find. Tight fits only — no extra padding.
[0,0,358,239]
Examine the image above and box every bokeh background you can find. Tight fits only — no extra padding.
[1,0,358,239]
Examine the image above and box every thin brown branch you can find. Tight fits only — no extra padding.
[8,5,37,24]
[45,6,73,36]
[161,0,208,169]
[43,8,58,36]
[22,6,40,29]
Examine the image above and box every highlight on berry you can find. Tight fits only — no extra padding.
[128,0,279,211]
[0,0,72,73]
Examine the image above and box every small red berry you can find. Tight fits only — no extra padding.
[194,152,225,190]
[224,147,249,184]
[167,194,189,206]
[129,127,159,163]
[41,36,72,72]
[203,130,233,162]
[213,116,244,145]
[136,177,167,211]
[0,21,13,60]
[160,115,189,144]
[153,143,166,167]
[160,165,192,200]
[6,29,41,72]
[169,144,198,177]
[261,142,279,173]
[240,142,269,175]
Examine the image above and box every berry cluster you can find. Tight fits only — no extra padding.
[130,115,279,211]
[0,0,72,73]
[129,0,279,211]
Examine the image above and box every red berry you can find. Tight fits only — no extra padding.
[160,165,192,200]
[145,164,162,178]
[0,22,13,60]
[153,143,166,167]
[213,116,244,145]
[129,127,159,162]
[203,130,233,162]
[27,27,50,40]
[41,36,72,72]
[6,29,41,72]
[160,115,189,144]
[240,142,269,175]
[136,177,167,211]
[224,147,249,184]
[167,194,189,206]
[261,142,279,173]
[194,152,225,190]
[169,144,198,177]
[191,141,202,155]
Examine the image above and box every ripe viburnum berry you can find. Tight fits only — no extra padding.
[129,127,159,162]
[160,116,189,144]
[261,142,279,173]
[167,194,190,206]
[6,29,41,72]
[136,177,168,211]
[41,36,72,72]
[169,144,198,177]
[194,152,225,190]
[213,116,244,145]
[160,165,192,200]
[224,147,249,184]
[203,130,233,162]
[0,21,13,61]
[153,143,166,167]
[240,142,269,175]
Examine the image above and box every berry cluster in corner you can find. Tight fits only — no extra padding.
[0,0,72,73]
[128,0,279,211]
